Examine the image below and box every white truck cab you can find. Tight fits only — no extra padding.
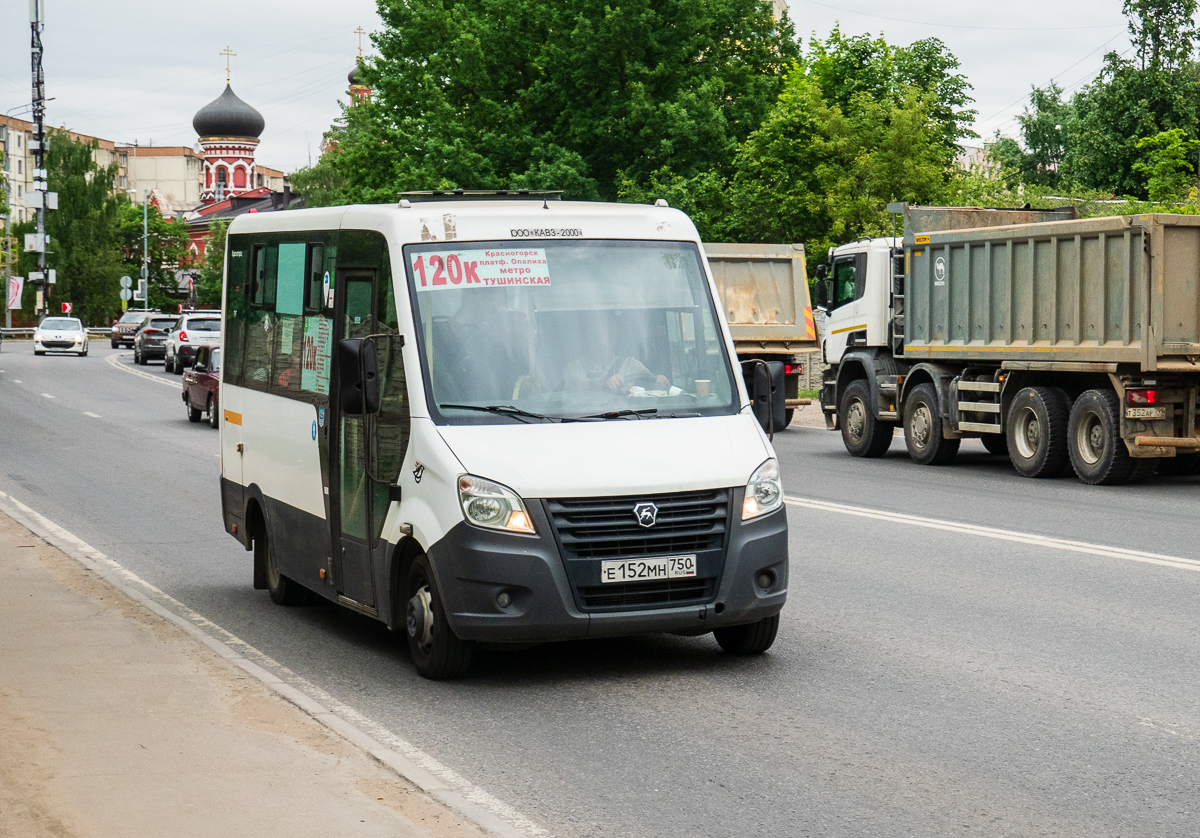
[819,237,899,367]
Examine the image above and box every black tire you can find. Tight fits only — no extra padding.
[260,525,305,606]
[839,379,893,457]
[187,398,202,423]
[81,347,88,357]
[405,556,472,679]
[903,383,959,465]
[174,354,186,375]
[135,346,145,365]
[714,613,780,655]
[1005,386,1071,478]
[208,395,219,429]
[111,338,118,349]
[1068,389,1147,485]
[783,408,795,427]
[981,433,1009,456]
[34,350,44,356]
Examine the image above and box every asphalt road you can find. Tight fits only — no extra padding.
[2,343,1199,837]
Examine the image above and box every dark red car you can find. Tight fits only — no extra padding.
[182,345,221,428]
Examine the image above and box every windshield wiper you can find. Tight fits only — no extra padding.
[439,403,556,423]
[572,408,659,421]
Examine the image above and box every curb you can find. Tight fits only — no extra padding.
[0,490,546,838]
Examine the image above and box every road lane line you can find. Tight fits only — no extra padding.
[785,495,1200,574]
[13,379,22,384]
[84,412,102,418]
[41,393,55,399]
[104,352,178,389]
[0,490,545,838]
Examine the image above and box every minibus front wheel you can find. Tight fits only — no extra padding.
[405,556,473,679]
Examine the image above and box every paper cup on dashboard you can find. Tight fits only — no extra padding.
[695,379,711,398]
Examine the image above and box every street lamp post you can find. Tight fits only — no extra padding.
[128,187,148,310]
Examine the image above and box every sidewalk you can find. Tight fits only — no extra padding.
[0,510,484,838]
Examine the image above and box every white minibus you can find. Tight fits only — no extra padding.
[218,194,788,678]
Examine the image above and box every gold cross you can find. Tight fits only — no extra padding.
[354,26,367,57]
[221,46,236,84]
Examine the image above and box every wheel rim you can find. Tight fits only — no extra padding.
[1013,406,1041,460]
[910,403,932,449]
[265,539,281,589]
[407,585,434,653]
[1077,410,1104,465]
[846,398,867,443]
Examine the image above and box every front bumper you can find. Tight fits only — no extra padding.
[36,339,85,352]
[427,489,788,643]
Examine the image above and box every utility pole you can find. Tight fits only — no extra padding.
[142,189,149,309]
[30,0,48,320]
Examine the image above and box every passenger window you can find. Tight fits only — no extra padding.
[250,245,278,309]
[224,242,249,386]
[271,242,307,394]
[305,244,325,313]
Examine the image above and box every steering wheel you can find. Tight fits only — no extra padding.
[620,372,662,389]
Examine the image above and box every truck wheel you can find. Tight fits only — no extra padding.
[1006,387,1071,478]
[839,380,893,457]
[981,434,1009,456]
[405,556,472,679]
[784,408,795,427]
[903,383,959,465]
[714,614,780,655]
[1068,389,1145,485]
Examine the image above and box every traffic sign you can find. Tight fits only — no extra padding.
[61,302,72,315]
[119,288,132,302]
[120,275,132,289]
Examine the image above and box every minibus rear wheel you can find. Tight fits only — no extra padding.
[714,614,779,655]
[259,526,304,606]
[405,556,472,679]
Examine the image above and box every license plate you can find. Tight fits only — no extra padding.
[600,555,696,584]
[1126,406,1166,419]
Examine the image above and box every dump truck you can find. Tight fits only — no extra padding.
[815,204,1200,485]
[705,242,819,428]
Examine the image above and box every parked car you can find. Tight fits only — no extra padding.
[165,312,221,374]
[111,310,156,348]
[182,346,221,427]
[133,315,179,365]
[33,317,88,356]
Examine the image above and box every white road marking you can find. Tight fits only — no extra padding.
[104,352,179,389]
[84,412,102,419]
[0,490,545,838]
[13,380,22,384]
[786,495,1200,575]
[41,393,55,399]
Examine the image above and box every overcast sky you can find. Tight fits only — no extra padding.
[0,0,1134,175]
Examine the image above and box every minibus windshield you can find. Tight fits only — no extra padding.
[406,240,738,424]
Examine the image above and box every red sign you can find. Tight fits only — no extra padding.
[61,302,72,314]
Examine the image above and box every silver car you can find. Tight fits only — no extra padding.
[165,312,222,374]
[34,317,89,356]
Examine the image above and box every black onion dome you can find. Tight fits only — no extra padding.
[193,85,265,139]
[348,62,364,86]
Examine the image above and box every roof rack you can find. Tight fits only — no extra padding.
[399,189,563,204]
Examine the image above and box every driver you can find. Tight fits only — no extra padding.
[562,316,670,391]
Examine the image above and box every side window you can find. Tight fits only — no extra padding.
[305,244,325,313]
[831,255,865,310]
[244,243,279,389]
[224,241,248,386]
[271,242,306,394]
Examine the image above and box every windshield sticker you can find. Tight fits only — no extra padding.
[411,249,550,290]
[301,315,332,394]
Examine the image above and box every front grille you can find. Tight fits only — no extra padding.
[547,489,730,559]
[42,340,78,348]
[579,576,717,609]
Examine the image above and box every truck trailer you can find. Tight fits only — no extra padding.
[705,242,818,428]
[816,204,1200,485]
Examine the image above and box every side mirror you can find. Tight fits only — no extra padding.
[338,337,380,415]
[746,360,787,436]
[815,278,829,308]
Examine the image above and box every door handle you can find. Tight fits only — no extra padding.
[236,443,244,454]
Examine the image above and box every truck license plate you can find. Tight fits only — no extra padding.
[600,555,696,584]
[1126,406,1166,419]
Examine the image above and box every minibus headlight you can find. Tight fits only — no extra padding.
[458,475,535,534]
[742,458,783,520]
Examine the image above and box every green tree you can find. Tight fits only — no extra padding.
[1125,0,1198,70]
[115,201,189,311]
[41,131,125,326]
[1015,82,1069,186]
[1133,127,1198,200]
[292,0,799,206]
[195,219,227,308]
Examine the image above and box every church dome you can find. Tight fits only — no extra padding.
[193,85,265,139]
[348,62,364,86]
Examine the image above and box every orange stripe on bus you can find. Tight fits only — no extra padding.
[223,410,242,425]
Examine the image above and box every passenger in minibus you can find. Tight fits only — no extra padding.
[562,314,670,392]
